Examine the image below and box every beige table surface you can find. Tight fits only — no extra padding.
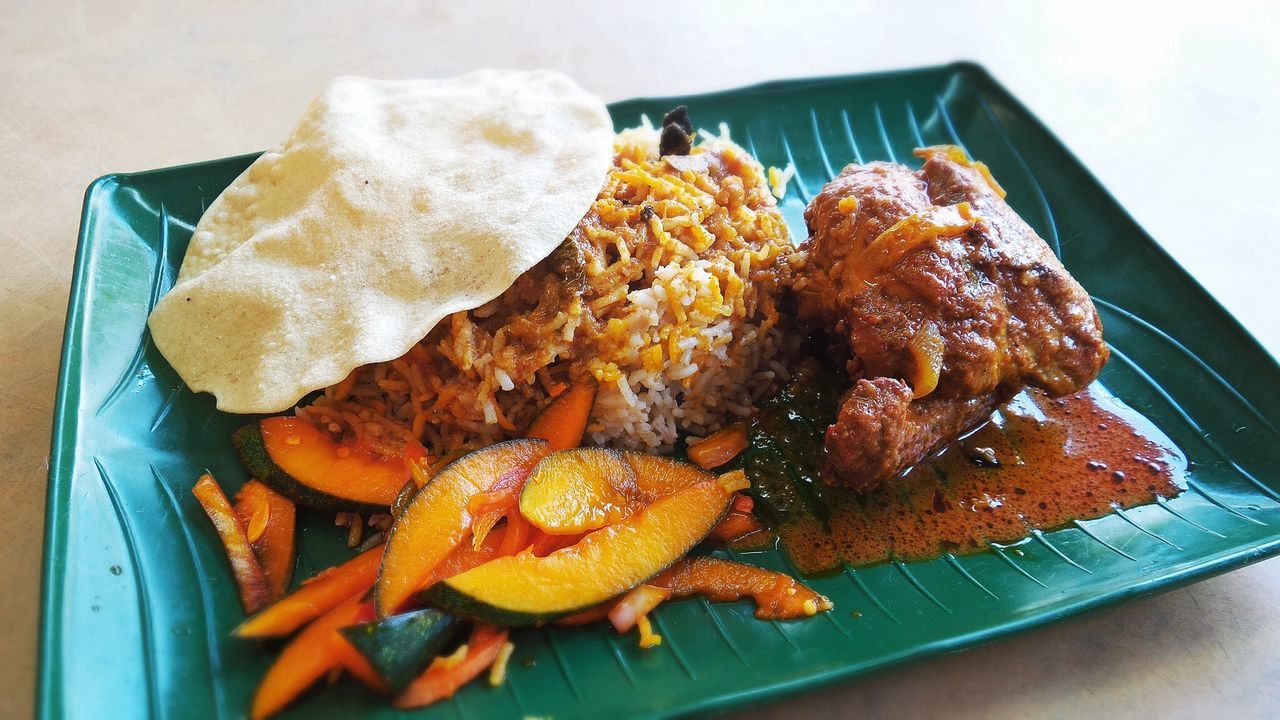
[3,2,1278,718]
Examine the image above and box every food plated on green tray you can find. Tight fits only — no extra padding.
[149,69,1188,716]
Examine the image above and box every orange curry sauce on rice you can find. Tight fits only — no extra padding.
[297,130,798,455]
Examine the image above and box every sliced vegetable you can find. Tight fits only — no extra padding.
[623,451,719,503]
[236,545,383,638]
[607,584,670,633]
[652,556,833,619]
[193,474,271,614]
[391,479,418,518]
[413,449,469,489]
[709,509,772,549]
[527,527,584,557]
[235,484,271,543]
[233,417,408,513]
[376,439,551,617]
[250,596,381,720]
[330,526,511,693]
[235,480,297,600]
[709,496,772,549]
[495,513,533,558]
[687,423,749,470]
[553,603,612,626]
[525,377,597,451]
[340,608,465,693]
[394,625,510,709]
[518,450,719,537]
[421,471,747,626]
[518,448,639,535]
[467,493,511,549]
[467,378,598,542]
[417,524,510,592]
[335,511,364,549]
[333,626,390,694]
[465,459,532,547]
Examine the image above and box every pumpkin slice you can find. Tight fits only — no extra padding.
[416,522,511,591]
[376,439,551,617]
[421,471,747,626]
[235,545,383,638]
[339,608,465,694]
[623,452,719,503]
[234,480,297,600]
[518,448,639,535]
[233,417,408,513]
[518,450,717,536]
[336,524,512,692]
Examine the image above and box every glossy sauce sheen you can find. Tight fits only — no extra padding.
[746,366,1186,575]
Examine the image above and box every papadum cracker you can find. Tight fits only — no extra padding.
[149,70,613,413]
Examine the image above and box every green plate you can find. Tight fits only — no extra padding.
[41,63,1280,719]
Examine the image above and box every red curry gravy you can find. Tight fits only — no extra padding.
[744,364,1185,575]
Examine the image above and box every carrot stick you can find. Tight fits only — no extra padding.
[528,528,584,557]
[235,480,297,600]
[334,634,390,694]
[687,423,749,470]
[250,596,379,719]
[651,556,832,619]
[709,508,769,544]
[607,584,671,633]
[553,603,612,626]
[394,625,510,709]
[193,474,271,615]
[525,378,597,451]
[496,513,532,557]
[235,545,383,638]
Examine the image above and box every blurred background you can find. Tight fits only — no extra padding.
[2,2,1277,718]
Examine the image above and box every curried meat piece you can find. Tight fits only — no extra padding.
[795,146,1107,490]
[823,377,1003,487]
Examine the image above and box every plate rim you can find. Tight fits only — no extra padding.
[37,61,1280,719]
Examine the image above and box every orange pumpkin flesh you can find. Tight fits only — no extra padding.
[422,471,747,626]
[235,480,297,600]
[518,448,638,535]
[260,416,407,507]
[375,439,551,617]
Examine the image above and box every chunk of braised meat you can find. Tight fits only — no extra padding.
[795,146,1107,490]
[824,377,1002,488]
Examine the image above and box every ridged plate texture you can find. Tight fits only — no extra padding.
[41,64,1280,719]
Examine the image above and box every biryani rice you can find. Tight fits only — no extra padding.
[297,127,797,454]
